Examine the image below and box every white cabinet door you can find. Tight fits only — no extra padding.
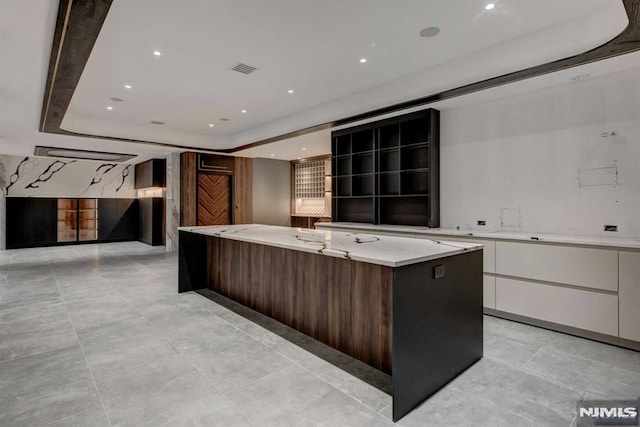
[483,275,496,309]
[619,251,640,342]
[496,242,617,291]
[496,277,618,336]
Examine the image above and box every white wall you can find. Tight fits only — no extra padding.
[440,67,640,238]
[0,155,136,198]
[252,158,290,226]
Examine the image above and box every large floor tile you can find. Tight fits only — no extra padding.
[0,299,68,325]
[503,320,640,373]
[483,330,541,369]
[268,388,393,427]
[521,347,640,398]
[78,317,174,376]
[270,337,391,412]
[0,346,101,426]
[94,353,219,424]
[111,393,251,427]
[184,333,293,393]
[398,387,534,427]
[0,312,78,362]
[64,293,142,331]
[44,405,110,427]
[452,358,581,425]
[226,365,336,425]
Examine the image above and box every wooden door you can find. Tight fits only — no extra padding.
[197,174,232,225]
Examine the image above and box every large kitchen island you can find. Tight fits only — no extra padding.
[178,224,483,421]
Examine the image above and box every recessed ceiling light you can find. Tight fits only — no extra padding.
[270,154,275,157]
[288,89,294,94]
[241,110,247,114]
[485,3,495,10]
[208,123,215,127]
[419,27,440,38]
[302,147,306,151]
[359,58,367,63]
[124,84,132,89]
[106,106,113,110]
[297,157,301,160]
[153,50,162,56]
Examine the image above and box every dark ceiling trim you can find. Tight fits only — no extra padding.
[41,0,640,154]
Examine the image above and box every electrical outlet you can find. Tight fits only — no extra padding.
[434,265,445,279]
[477,220,486,226]
[604,225,618,232]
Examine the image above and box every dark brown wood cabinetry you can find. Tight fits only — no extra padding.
[332,109,439,227]
[180,152,253,226]
[134,159,166,189]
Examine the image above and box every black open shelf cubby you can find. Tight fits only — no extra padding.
[331,108,439,227]
[380,149,400,172]
[379,172,400,196]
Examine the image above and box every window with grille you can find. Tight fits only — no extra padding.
[293,159,331,216]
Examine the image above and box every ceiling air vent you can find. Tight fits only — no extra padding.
[150,121,165,125]
[569,73,591,82]
[34,146,136,162]
[231,63,257,74]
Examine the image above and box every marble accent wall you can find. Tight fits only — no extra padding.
[165,152,181,251]
[0,155,136,198]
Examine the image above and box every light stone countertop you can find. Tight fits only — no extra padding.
[178,224,482,267]
[314,222,640,250]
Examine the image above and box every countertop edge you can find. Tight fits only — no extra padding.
[314,222,640,250]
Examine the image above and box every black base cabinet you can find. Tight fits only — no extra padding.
[98,199,139,242]
[6,198,57,249]
[6,197,139,249]
[138,198,164,246]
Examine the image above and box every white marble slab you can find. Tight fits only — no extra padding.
[315,222,640,250]
[178,224,481,267]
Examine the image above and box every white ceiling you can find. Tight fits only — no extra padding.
[236,51,640,160]
[0,0,632,162]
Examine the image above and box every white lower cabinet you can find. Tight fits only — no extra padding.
[483,275,496,309]
[495,277,618,336]
[495,242,618,292]
[619,251,640,342]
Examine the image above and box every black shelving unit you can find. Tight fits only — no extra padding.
[331,109,439,227]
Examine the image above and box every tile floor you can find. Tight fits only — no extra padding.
[0,242,639,426]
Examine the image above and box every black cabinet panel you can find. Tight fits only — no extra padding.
[6,198,57,249]
[97,198,138,241]
[98,198,117,240]
[32,198,58,245]
[139,198,164,245]
[6,198,34,248]
[115,199,139,240]
[135,159,166,189]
